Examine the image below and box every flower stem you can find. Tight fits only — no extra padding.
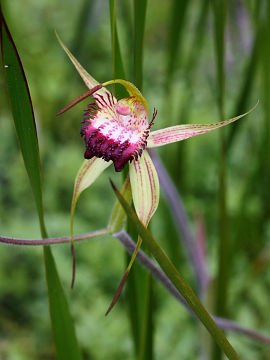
[0,229,109,246]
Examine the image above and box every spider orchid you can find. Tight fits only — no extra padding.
[56,34,256,314]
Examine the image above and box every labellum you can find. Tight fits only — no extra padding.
[81,94,156,171]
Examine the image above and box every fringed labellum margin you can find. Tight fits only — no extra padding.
[81,94,157,172]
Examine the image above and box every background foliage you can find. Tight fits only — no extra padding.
[0,0,269,359]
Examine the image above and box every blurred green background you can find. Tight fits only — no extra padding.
[0,0,270,359]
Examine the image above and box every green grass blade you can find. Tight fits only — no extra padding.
[109,0,127,98]
[133,0,147,90]
[109,2,153,357]
[168,0,209,191]
[258,1,270,236]
[227,31,259,150]
[133,2,154,358]
[0,9,83,360]
[44,246,83,360]
[71,0,94,56]
[0,8,46,237]
[211,0,227,112]
[109,1,142,355]
[110,180,241,360]
[211,1,228,359]
[166,0,189,86]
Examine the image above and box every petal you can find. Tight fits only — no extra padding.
[129,150,160,226]
[147,103,258,148]
[71,158,112,234]
[55,32,111,98]
[72,158,112,207]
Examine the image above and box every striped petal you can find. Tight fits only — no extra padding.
[147,104,258,148]
[71,157,112,208]
[71,158,112,237]
[56,32,111,98]
[129,150,159,226]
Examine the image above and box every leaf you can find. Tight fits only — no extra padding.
[227,25,260,150]
[109,0,127,99]
[0,10,83,360]
[211,2,228,359]
[0,8,46,235]
[166,0,189,84]
[44,247,83,360]
[133,0,148,90]
[147,103,258,148]
[110,180,241,360]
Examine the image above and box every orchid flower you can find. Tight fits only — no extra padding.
[56,34,256,314]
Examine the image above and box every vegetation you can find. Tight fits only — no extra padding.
[0,1,269,359]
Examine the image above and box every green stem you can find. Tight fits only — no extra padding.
[112,181,241,360]
[143,231,239,360]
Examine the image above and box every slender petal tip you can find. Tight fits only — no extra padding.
[105,269,130,316]
[55,85,103,116]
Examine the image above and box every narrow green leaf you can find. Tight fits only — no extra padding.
[211,2,228,359]
[133,0,147,90]
[0,8,46,236]
[227,31,259,150]
[110,180,241,360]
[110,0,145,350]
[0,10,82,360]
[166,0,189,86]
[70,0,94,56]
[109,0,127,99]
[44,247,83,360]
[132,3,154,358]
[211,0,227,113]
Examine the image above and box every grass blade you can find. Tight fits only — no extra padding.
[110,180,241,360]
[133,0,147,89]
[44,247,83,360]
[0,9,82,360]
[0,8,46,236]
[211,1,228,359]
[166,0,189,86]
[109,0,127,98]
[133,2,154,358]
[109,2,153,357]
[226,31,259,150]
[109,1,141,354]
